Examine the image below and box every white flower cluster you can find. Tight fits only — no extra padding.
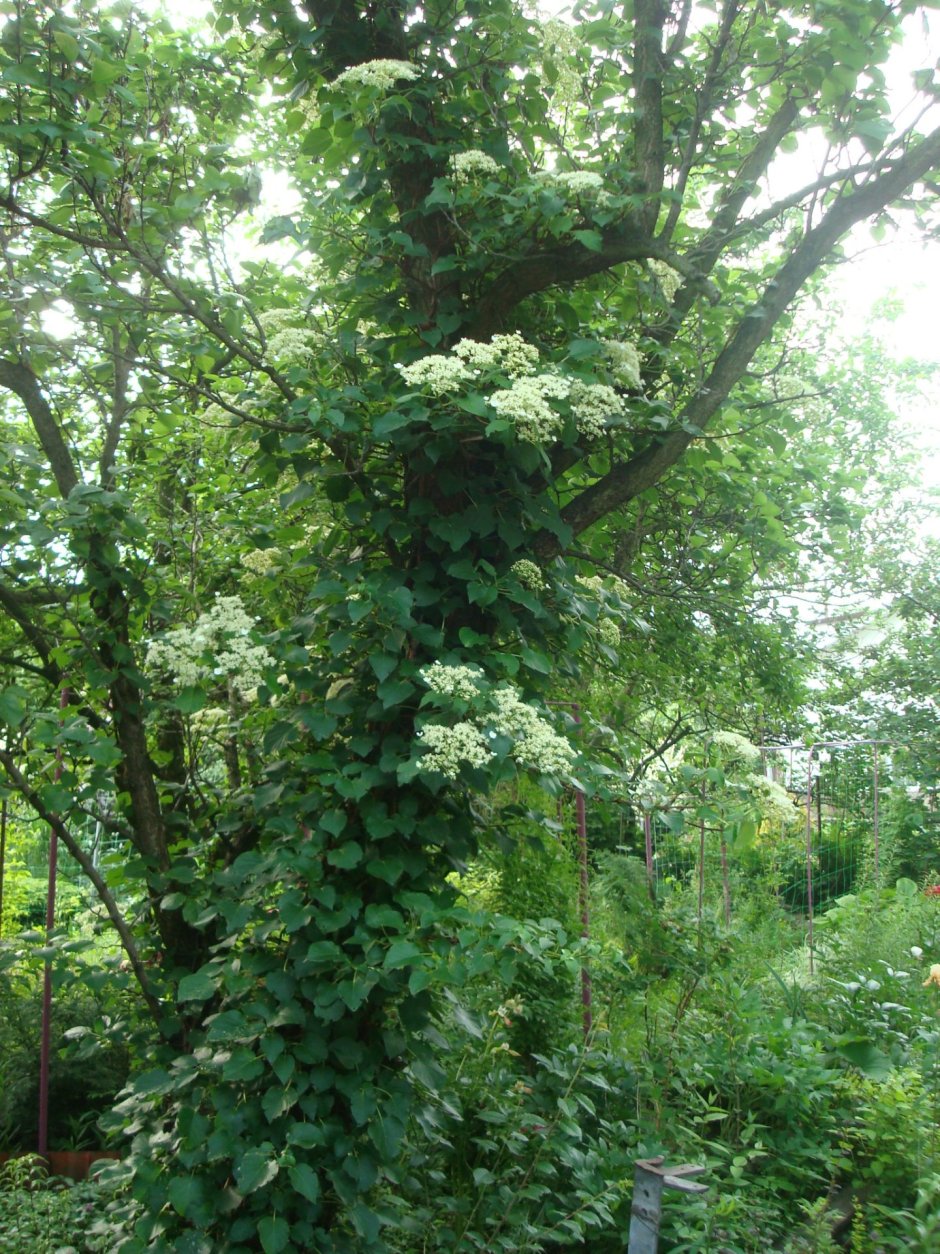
[450,150,502,184]
[240,548,280,578]
[601,339,642,389]
[576,573,630,603]
[190,706,230,734]
[490,689,575,775]
[544,170,605,197]
[266,327,319,364]
[490,373,570,443]
[454,332,540,378]
[510,559,546,591]
[597,618,621,648]
[649,258,682,304]
[420,661,485,701]
[398,354,470,395]
[711,730,761,764]
[330,59,419,92]
[399,332,638,446]
[748,775,800,827]
[417,672,574,781]
[572,574,628,652]
[257,308,297,334]
[146,596,273,701]
[569,381,625,440]
[418,722,494,779]
[540,19,581,114]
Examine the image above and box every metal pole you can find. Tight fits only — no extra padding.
[643,812,654,900]
[805,747,815,976]
[0,796,7,935]
[571,704,592,1040]
[697,780,706,930]
[38,689,67,1158]
[872,743,880,886]
[38,815,58,1158]
[720,834,731,928]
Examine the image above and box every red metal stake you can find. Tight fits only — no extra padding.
[805,747,816,976]
[571,705,592,1040]
[0,796,7,936]
[38,688,68,1158]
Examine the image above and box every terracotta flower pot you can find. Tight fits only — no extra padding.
[0,1150,120,1181]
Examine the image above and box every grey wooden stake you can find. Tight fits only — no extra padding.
[628,1157,708,1253]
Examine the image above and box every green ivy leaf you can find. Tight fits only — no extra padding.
[177,969,219,1002]
[235,1146,280,1195]
[258,1215,290,1253]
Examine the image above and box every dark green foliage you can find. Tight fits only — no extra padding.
[0,962,130,1153]
[0,1155,122,1253]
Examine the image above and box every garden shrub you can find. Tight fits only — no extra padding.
[0,1154,121,1253]
[0,949,132,1152]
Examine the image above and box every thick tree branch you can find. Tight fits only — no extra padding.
[0,354,170,881]
[0,749,166,1030]
[660,0,742,243]
[537,123,940,550]
[466,223,653,340]
[634,0,667,231]
[0,358,79,497]
[653,97,800,329]
[0,581,61,682]
[100,323,133,489]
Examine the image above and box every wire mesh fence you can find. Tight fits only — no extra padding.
[0,797,123,936]
[631,740,940,967]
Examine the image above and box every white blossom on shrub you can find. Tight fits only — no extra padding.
[649,258,682,303]
[146,596,273,701]
[601,338,642,389]
[597,618,620,649]
[417,675,574,781]
[747,774,801,827]
[569,381,625,439]
[265,326,320,364]
[240,548,280,577]
[489,688,575,775]
[510,559,546,591]
[450,150,502,183]
[453,332,541,378]
[398,355,471,394]
[490,374,570,443]
[419,662,485,701]
[418,722,494,778]
[330,59,419,91]
[711,730,761,765]
[544,170,604,197]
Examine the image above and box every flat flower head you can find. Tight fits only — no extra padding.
[331,59,420,92]
[924,964,940,989]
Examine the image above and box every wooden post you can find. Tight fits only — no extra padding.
[628,1157,707,1253]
